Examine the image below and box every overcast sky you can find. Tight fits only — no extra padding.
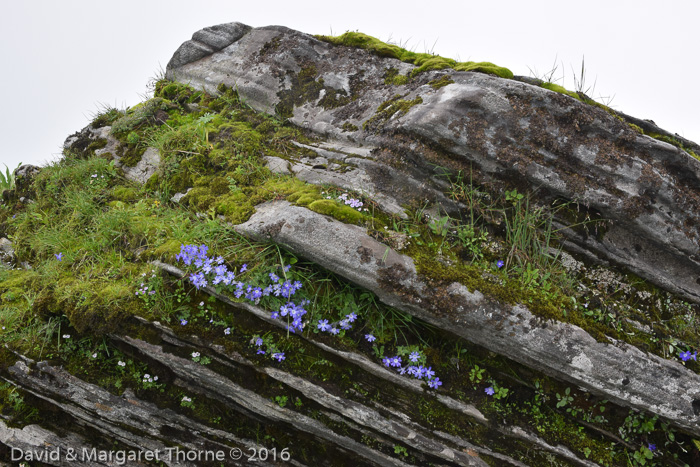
[1,0,698,171]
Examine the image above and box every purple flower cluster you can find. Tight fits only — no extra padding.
[317,312,357,335]
[135,283,156,296]
[381,354,442,389]
[176,244,242,290]
[272,300,308,333]
[176,244,307,332]
[679,350,697,362]
[338,193,364,210]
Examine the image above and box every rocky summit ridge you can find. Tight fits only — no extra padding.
[0,21,699,466]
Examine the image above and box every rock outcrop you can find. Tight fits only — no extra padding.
[167,22,700,305]
[2,21,700,467]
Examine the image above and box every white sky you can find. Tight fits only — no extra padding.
[1,0,698,171]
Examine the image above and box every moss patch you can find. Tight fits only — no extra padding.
[317,32,513,79]
[428,75,455,90]
[363,94,423,132]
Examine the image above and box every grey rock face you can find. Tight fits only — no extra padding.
[120,146,160,184]
[236,201,700,437]
[168,22,252,70]
[167,22,700,304]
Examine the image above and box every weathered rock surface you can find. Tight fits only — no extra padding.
[236,201,700,437]
[4,20,700,467]
[167,22,700,304]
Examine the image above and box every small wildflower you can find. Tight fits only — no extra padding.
[62,334,70,339]
[255,337,264,347]
[496,260,504,269]
[317,319,330,332]
[409,351,420,363]
[224,327,231,335]
[55,252,63,261]
[272,352,285,362]
[485,386,495,396]
[365,334,376,342]
[192,352,200,358]
[648,443,656,452]
[346,312,357,322]
[428,378,442,389]
[199,301,204,307]
[182,396,191,402]
[330,327,340,335]
[257,349,266,355]
[92,353,97,358]
[180,319,188,325]
[679,350,697,362]
[240,264,247,273]
[118,361,126,367]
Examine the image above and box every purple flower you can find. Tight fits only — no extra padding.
[180,319,188,325]
[365,334,376,343]
[424,367,435,379]
[648,443,656,452]
[272,352,285,362]
[257,349,266,355]
[409,351,420,363]
[485,386,495,396]
[317,319,330,332]
[255,338,264,347]
[390,356,402,367]
[55,252,63,261]
[382,357,392,367]
[240,264,247,273]
[224,328,231,335]
[679,350,697,362]
[339,319,352,330]
[284,264,291,272]
[428,378,442,389]
[269,272,279,282]
[346,312,357,323]
[329,327,340,335]
[496,260,504,269]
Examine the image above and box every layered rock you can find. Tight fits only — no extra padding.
[166,22,700,304]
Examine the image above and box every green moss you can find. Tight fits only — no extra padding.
[317,32,513,79]
[428,75,455,89]
[154,80,204,105]
[111,98,169,137]
[307,199,365,224]
[541,82,582,101]
[91,108,124,128]
[111,186,140,203]
[384,67,409,86]
[341,122,359,132]
[276,65,324,119]
[363,94,423,132]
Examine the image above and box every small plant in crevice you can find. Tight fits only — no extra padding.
[251,334,285,363]
[180,395,195,409]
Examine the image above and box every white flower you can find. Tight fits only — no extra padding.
[118,361,126,367]
[144,374,150,379]
[199,301,204,307]
[153,376,158,381]
[182,396,191,402]
[92,353,97,358]
[192,352,200,358]
[224,328,231,335]
[62,334,70,339]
